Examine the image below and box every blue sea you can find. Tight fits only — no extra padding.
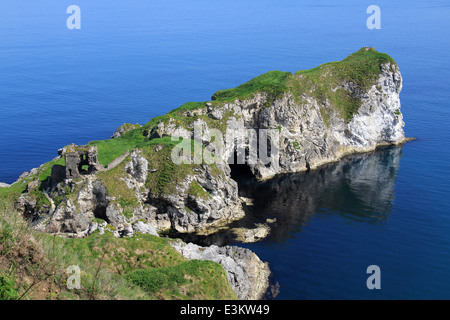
[0,0,449,299]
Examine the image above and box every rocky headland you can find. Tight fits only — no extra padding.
[1,47,410,299]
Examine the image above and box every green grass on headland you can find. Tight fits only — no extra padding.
[211,70,292,101]
[140,47,397,129]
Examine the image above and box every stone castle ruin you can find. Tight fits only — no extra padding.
[50,144,103,186]
[60,144,103,179]
[50,143,130,186]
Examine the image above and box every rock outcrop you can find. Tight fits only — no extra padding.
[111,123,142,139]
[170,239,270,300]
[151,48,406,180]
[26,147,244,238]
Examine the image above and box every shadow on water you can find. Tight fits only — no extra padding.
[176,145,404,246]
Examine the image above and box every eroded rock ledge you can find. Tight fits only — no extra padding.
[170,239,270,300]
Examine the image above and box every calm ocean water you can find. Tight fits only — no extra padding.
[0,0,449,299]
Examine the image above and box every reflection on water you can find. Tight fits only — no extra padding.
[177,145,403,246]
[235,145,403,241]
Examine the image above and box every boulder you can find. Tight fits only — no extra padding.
[132,220,159,237]
[111,123,141,139]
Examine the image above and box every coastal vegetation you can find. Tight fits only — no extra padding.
[0,200,237,300]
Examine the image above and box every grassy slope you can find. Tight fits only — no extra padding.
[0,157,65,213]
[291,47,396,124]
[0,201,237,300]
[211,70,292,101]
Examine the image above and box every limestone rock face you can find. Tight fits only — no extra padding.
[132,220,159,236]
[337,63,404,149]
[124,151,149,185]
[152,63,405,180]
[146,163,244,234]
[23,148,244,238]
[170,239,270,300]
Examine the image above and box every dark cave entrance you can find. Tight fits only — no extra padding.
[229,161,260,214]
[228,146,257,187]
[92,182,109,223]
[229,162,254,185]
[93,205,108,223]
[226,128,277,183]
